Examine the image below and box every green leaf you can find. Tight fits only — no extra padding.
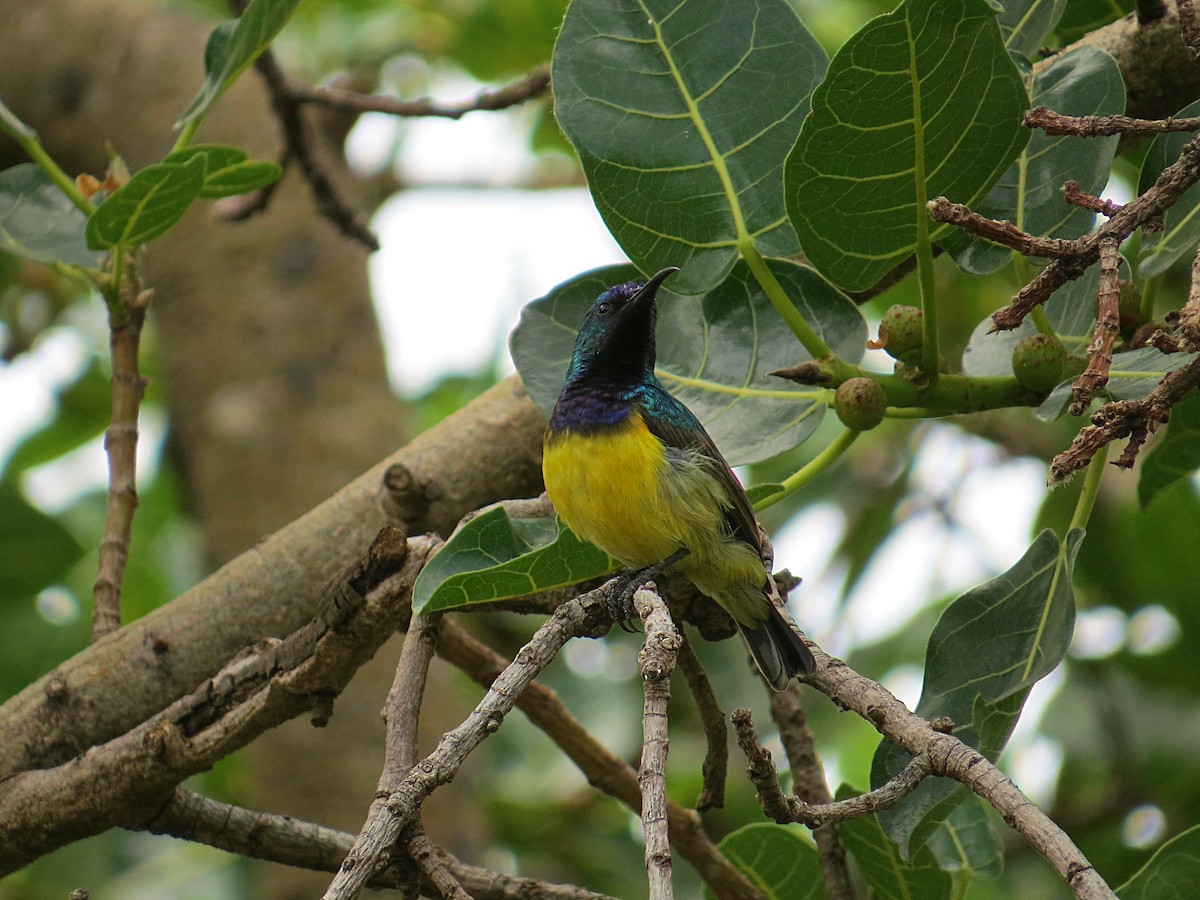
[1118,823,1200,899]
[0,164,97,268]
[0,483,84,598]
[509,260,867,465]
[552,0,828,295]
[1138,393,1200,508]
[924,794,1005,877]
[176,0,304,128]
[1034,343,1200,422]
[835,785,953,900]
[85,156,207,250]
[870,528,1081,860]
[163,145,283,199]
[708,823,825,900]
[1138,97,1200,278]
[411,508,615,614]
[1056,0,1133,45]
[785,0,1029,291]
[999,0,1068,60]
[950,45,1124,275]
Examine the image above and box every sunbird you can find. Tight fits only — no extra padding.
[542,267,815,689]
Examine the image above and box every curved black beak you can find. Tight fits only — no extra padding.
[630,266,679,307]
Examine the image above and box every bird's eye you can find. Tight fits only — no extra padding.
[596,300,613,315]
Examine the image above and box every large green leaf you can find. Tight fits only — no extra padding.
[951,46,1124,276]
[552,0,827,295]
[411,508,614,614]
[786,0,1029,291]
[85,156,207,250]
[176,0,304,128]
[924,794,1004,877]
[707,824,824,900]
[162,145,283,199]
[835,785,953,900]
[999,0,1068,60]
[870,528,1081,860]
[1138,97,1200,278]
[1118,823,1200,899]
[509,260,867,465]
[1056,0,1133,45]
[0,165,97,268]
[1138,393,1200,508]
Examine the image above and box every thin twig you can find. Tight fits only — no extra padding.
[91,265,150,640]
[1180,243,1200,348]
[321,584,613,900]
[634,585,680,900]
[1072,238,1123,414]
[768,687,854,900]
[1024,106,1200,136]
[802,646,1117,899]
[675,633,727,811]
[435,619,764,900]
[927,197,1080,258]
[1063,180,1123,218]
[298,65,551,120]
[733,709,932,827]
[148,786,613,898]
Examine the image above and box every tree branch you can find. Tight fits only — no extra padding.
[434,619,765,900]
[321,583,613,900]
[0,376,545,784]
[676,633,727,812]
[634,586,681,900]
[1071,237,1123,414]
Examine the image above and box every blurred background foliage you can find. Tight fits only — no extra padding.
[1,0,1198,897]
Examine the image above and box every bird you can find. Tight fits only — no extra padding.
[541,266,815,689]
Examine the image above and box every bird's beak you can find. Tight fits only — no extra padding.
[631,266,679,308]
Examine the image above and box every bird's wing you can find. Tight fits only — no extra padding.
[635,385,763,555]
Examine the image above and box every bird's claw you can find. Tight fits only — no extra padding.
[606,574,642,632]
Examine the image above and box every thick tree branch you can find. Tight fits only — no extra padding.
[0,376,545,783]
[1072,238,1123,414]
[0,527,427,873]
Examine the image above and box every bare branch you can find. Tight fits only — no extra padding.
[634,586,681,900]
[1063,180,1124,218]
[676,633,727,812]
[1072,238,1123,414]
[927,196,1080,258]
[92,264,150,639]
[435,620,764,900]
[297,66,551,121]
[147,787,614,899]
[733,708,932,827]
[801,647,1117,899]
[321,584,612,900]
[1024,106,1200,136]
[1179,0,1200,60]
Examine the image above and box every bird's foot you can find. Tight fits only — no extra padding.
[606,548,690,632]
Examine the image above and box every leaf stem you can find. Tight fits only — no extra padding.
[1068,444,1107,533]
[171,119,201,154]
[742,245,834,361]
[1139,275,1158,323]
[753,428,859,511]
[0,98,94,215]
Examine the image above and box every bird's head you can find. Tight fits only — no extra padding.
[566,267,678,383]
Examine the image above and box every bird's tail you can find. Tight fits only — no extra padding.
[739,605,816,691]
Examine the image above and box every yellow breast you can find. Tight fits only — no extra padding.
[542,410,680,568]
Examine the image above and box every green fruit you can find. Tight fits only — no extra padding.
[834,377,888,431]
[1011,333,1068,392]
[878,304,924,363]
